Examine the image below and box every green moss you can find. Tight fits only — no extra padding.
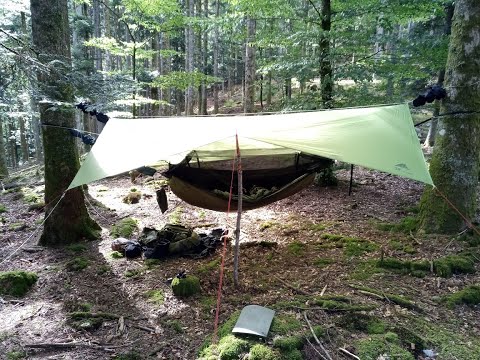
[6,351,27,360]
[110,217,138,238]
[350,260,384,280]
[113,351,142,360]
[0,204,6,213]
[337,314,387,334]
[313,258,334,268]
[273,335,305,351]
[96,265,111,275]
[9,222,27,231]
[122,191,142,204]
[110,251,124,259]
[378,257,410,270]
[249,344,280,360]
[388,239,404,250]
[321,233,343,241]
[351,285,420,311]
[312,297,376,312]
[144,258,161,268]
[434,255,475,278]
[66,257,89,271]
[308,223,326,231]
[443,285,480,308]
[198,259,220,275]
[377,216,418,234]
[66,243,87,253]
[343,237,379,257]
[169,206,183,224]
[287,241,306,256]
[200,335,251,360]
[124,268,143,278]
[259,221,277,231]
[0,271,38,297]
[271,315,302,335]
[166,319,184,333]
[356,334,414,360]
[22,189,42,204]
[171,275,201,297]
[281,349,303,360]
[145,289,165,305]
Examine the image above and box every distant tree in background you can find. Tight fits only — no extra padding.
[30,0,100,245]
[418,0,480,233]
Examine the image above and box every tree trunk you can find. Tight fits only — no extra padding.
[320,0,333,108]
[424,3,454,148]
[201,0,208,115]
[30,0,100,246]
[185,0,195,115]
[418,0,480,234]
[93,0,103,72]
[19,117,29,163]
[213,0,220,114]
[0,117,8,179]
[8,122,17,168]
[244,17,256,113]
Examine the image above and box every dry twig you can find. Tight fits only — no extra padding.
[304,312,333,360]
[274,275,312,296]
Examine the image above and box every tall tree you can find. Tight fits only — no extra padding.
[319,0,332,108]
[244,16,256,113]
[30,0,100,245]
[418,0,480,233]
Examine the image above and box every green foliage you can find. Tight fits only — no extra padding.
[66,243,87,253]
[66,257,90,271]
[287,241,305,256]
[273,335,304,351]
[113,351,142,360]
[249,344,279,360]
[198,259,220,275]
[270,315,302,335]
[6,351,27,360]
[110,218,138,238]
[318,234,378,257]
[0,271,38,297]
[124,268,143,278]
[356,333,414,360]
[434,255,476,278]
[152,71,220,90]
[443,285,480,309]
[171,275,201,297]
[166,319,184,333]
[145,289,165,305]
[110,251,124,259]
[377,216,418,233]
[259,221,277,231]
[313,258,334,268]
[0,204,6,213]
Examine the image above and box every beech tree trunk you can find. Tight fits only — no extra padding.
[19,117,29,163]
[418,0,480,233]
[213,0,220,114]
[244,17,256,113]
[30,0,100,246]
[0,118,8,179]
[320,0,333,108]
[185,0,195,115]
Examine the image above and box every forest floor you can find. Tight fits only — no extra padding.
[1,164,480,360]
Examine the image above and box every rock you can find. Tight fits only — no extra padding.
[171,275,201,297]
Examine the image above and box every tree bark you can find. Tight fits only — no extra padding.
[19,117,29,163]
[418,0,480,234]
[0,117,8,178]
[213,0,220,114]
[244,17,256,113]
[30,0,100,246]
[93,0,103,72]
[185,0,195,115]
[424,3,454,148]
[320,0,333,108]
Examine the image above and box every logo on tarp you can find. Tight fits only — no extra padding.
[394,163,411,173]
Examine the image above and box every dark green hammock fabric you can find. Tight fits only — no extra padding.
[164,152,332,212]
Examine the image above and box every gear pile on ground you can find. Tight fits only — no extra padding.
[111,224,226,260]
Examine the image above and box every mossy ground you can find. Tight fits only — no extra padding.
[171,276,201,297]
[0,271,38,297]
[110,217,138,238]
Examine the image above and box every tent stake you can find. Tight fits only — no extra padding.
[233,135,243,288]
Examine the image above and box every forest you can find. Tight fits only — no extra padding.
[0,0,480,359]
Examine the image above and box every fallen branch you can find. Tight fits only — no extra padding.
[306,337,328,360]
[304,312,333,360]
[291,305,376,312]
[149,342,167,356]
[274,275,312,296]
[339,347,360,360]
[68,311,123,320]
[24,342,127,352]
[130,323,155,333]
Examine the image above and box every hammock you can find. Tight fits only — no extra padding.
[164,151,332,212]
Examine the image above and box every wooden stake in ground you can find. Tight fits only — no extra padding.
[233,134,243,288]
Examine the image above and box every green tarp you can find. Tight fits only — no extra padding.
[68,104,433,190]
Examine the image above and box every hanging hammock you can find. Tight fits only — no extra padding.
[163,151,333,212]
